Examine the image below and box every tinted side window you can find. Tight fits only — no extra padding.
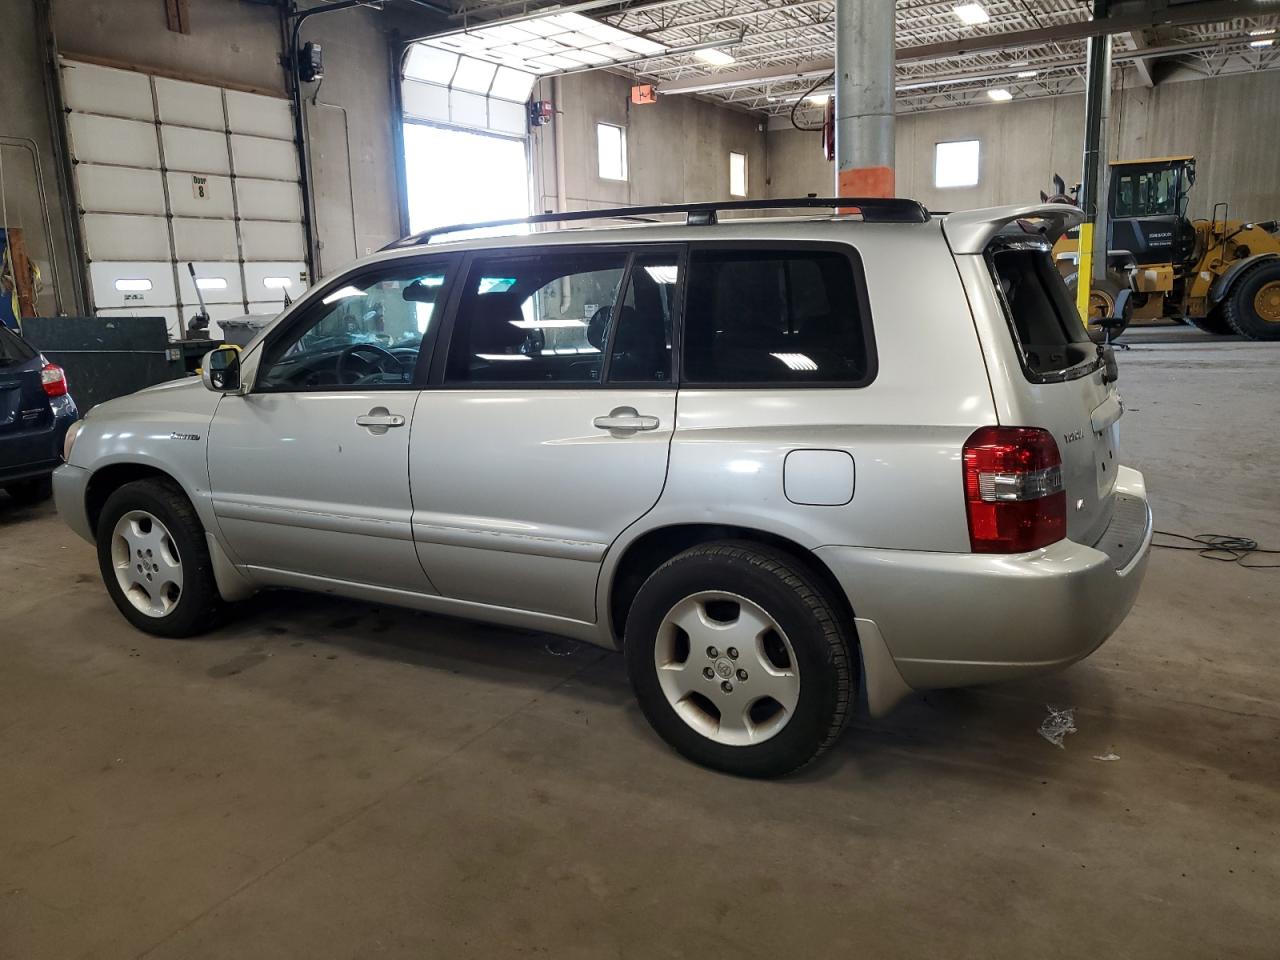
[989,247,1094,379]
[446,251,626,384]
[683,248,868,384]
[604,252,677,383]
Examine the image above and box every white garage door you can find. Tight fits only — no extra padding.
[61,60,309,338]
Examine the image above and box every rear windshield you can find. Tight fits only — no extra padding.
[989,246,1095,380]
[0,325,36,365]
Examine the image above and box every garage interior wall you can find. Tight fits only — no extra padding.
[767,69,1280,219]
[53,0,403,279]
[0,0,78,317]
[62,58,309,337]
[530,70,767,213]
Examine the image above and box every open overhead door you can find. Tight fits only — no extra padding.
[61,59,308,338]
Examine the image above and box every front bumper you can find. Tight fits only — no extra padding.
[53,462,94,543]
[818,465,1152,691]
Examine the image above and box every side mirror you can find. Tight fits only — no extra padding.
[201,346,242,393]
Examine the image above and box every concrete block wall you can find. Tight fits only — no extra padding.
[532,71,768,213]
[767,70,1280,221]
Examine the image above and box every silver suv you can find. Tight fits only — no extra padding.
[55,198,1152,777]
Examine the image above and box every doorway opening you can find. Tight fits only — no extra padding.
[403,124,530,235]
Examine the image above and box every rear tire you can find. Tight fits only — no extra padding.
[95,478,224,638]
[1224,261,1280,341]
[624,542,855,778]
[4,476,53,505]
[1190,309,1234,336]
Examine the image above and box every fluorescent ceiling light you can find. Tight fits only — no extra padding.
[323,285,367,304]
[987,88,1014,101]
[806,92,831,104]
[771,352,818,372]
[1250,38,1275,47]
[952,4,991,26]
[1249,28,1275,36]
[695,47,735,66]
[476,354,530,360]
[1017,70,1039,78]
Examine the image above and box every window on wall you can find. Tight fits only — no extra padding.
[597,122,628,181]
[729,152,748,197]
[934,139,981,188]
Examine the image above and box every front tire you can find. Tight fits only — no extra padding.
[1190,308,1234,336]
[1224,261,1280,341]
[625,542,855,778]
[96,478,224,637]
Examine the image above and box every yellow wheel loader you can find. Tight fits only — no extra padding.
[1043,157,1280,340]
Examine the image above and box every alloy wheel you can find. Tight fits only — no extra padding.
[652,591,800,746]
[111,510,183,618]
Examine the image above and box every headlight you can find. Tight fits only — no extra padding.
[63,420,83,462]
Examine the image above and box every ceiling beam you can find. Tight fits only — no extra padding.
[657,0,1275,95]
[1128,31,1156,87]
[665,34,1255,99]
[658,59,832,96]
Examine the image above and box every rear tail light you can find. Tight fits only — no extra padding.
[963,426,1066,553]
[40,360,68,398]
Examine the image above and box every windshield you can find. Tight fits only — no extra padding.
[1112,167,1178,218]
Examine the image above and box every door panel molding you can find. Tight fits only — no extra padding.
[411,514,607,562]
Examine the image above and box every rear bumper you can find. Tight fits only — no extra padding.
[53,463,94,543]
[818,465,1152,694]
[0,457,61,485]
[0,395,76,485]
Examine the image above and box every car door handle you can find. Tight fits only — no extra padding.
[355,414,405,427]
[355,408,406,433]
[593,407,659,435]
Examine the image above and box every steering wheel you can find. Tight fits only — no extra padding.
[335,342,402,384]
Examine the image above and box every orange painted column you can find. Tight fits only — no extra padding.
[834,0,896,200]
[838,165,895,199]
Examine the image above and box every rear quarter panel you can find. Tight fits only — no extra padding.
[951,253,1118,546]
[611,221,998,561]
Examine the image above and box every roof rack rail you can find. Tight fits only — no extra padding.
[385,196,931,249]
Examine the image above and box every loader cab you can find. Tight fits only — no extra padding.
[1107,157,1197,267]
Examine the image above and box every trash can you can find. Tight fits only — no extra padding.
[217,314,278,349]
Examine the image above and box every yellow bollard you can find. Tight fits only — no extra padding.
[1075,221,1095,323]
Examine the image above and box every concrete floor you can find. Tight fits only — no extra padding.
[2,331,1278,959]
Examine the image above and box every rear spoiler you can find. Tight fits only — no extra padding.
[942,204,1084,254]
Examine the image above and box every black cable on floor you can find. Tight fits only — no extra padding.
[1152,531,1280,569]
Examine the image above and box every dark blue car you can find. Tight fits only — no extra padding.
[0,323,78,505]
